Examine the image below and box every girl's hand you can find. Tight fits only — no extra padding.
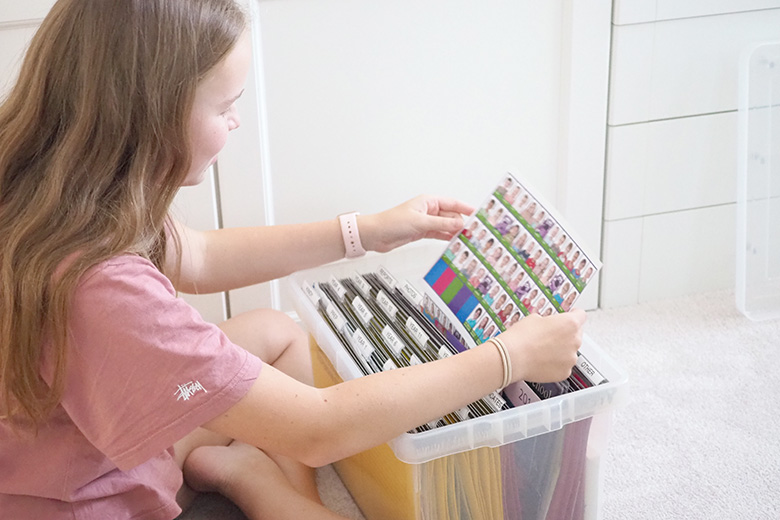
[359,195,476,253]
[498,309,586,383]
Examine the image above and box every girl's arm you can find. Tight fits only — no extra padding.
[202,310,585,467]
[168,195,475,294]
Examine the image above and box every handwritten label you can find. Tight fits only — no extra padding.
[376,291,398,319]
[381,326,404,356]
[302,281,320,306]
[352,296,373,325]
[405,317,430,347]
[576,354,606,385]
[350,329,374,358]
[401,281,423,305]
[325,303,347,332]
[485,392,507,412]
[377,266,397,289]
[329,275,347,300]
[351,273,372,296]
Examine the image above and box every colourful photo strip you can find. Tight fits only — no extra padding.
[422,172,601,347]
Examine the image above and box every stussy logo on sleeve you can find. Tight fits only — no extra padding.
[175,381,208,401]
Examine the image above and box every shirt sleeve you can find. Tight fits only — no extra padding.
[53,255,263,471]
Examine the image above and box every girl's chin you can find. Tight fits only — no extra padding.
[181,167,210,187]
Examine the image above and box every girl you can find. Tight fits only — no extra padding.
[473,316,490,340]
[497,303,515,324]
[484,284,501,306]
[476,274,493,295]
[0,1,586,520]
[461,220,479,240]
[465,308,484,330]
[470,227,488,250]
[468,267,487,288]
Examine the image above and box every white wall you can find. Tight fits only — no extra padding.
[0,1,613,319]
[257,0,565,217]
[600,0,780,307]
[247,0,611,314]
[6,1,780,313]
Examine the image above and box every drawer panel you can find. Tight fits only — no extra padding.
[610,9,780,125]
[605,112,737,220]
[614,0,780,25]
[638,204,735,301]
[601,205,735,307]
[600,218,644,308]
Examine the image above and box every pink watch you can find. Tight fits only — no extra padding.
[338,212,366,258]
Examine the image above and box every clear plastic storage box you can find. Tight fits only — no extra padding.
[289,258,628,520]
[738,41,780,321]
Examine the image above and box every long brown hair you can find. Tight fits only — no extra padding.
[0,0,247,426]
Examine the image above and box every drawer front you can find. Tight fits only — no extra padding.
[605,112,737,220]
[610,9,780,125]
[601,205,735,307]
[614,0,780,25]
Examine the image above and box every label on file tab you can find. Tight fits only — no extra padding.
[405,317,430,347]
[401,281,423,306]
[324,303,347,333]
[302,281,320,306]
[352,296,373,325]
[329,275,347,300]
[351,273,372,297]
[485,392,507,412]
[377,266,398,289]
[376,291,399,319]
[350,329,374,358]
[576,353,606,385]
[381,326,404,356]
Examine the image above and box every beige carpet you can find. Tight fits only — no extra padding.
[586,290,780,520]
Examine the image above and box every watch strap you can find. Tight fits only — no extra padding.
[338,212,366,258]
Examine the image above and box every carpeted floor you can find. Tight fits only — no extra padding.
[184,289,780,519]
[587,290,780,520]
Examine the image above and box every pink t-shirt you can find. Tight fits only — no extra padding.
[0,255,263,519]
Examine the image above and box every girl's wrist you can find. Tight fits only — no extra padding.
[338,212,366,258]
[355,213,379,253]
[485,337,511,390]
[495,330,527,384]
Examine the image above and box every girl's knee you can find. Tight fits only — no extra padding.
[220,308,309,369]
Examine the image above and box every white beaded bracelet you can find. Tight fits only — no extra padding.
[487,337,512,390]
[338,212,366,259]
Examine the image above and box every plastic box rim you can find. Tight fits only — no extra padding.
[288,263,629,465]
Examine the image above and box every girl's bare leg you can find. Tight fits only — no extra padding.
[183,441,347,520]
[215,309,320,502]
[176,309,345,518]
